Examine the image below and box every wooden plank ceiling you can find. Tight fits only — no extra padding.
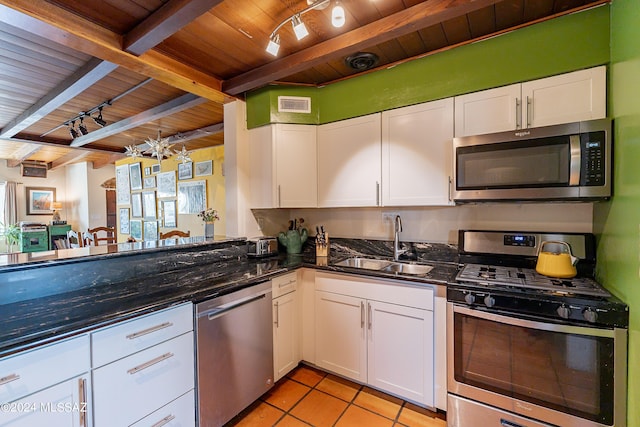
[0,0,606,171]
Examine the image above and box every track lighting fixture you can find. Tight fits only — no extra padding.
[266,0,347,56]
[78,116,89,135]
[93,107,107,127]
[68,121,79,139]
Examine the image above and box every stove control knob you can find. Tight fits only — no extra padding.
[557,305,571,319]
[464,293,476,305]
[583,307,598,323]
[484,295,495,308]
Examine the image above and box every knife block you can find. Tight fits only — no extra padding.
[315,232,329,257]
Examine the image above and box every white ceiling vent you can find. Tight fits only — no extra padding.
[278,96,311,113]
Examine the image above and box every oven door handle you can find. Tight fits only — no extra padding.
[451,304,616,338]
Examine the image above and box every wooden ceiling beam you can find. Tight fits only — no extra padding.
[70,93,207,147]
[135,122,224,151]
[6,144,43,167]
[2,136,122,155]
[92,154,125,170]
[0,1,226,103]
[48,150,91,171]
[125,0,224,55]
[223,0,503,95]
[0,58,117,138]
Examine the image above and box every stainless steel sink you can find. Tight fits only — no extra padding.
[334,257,433,276]
[381,263,433,276]
[334,257,392,270]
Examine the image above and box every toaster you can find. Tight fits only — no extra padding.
[247,237,278,257]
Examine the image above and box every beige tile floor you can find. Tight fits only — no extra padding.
[226,365,447,427]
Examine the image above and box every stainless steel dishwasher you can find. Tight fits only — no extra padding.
[195,281,274,427]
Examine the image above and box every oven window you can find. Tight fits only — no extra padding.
[456,137,569,189]
[453,312,615,424]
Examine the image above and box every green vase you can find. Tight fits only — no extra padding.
[278,228,308,254]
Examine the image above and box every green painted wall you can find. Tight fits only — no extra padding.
[595,0,640,426]
[246,5,610,128]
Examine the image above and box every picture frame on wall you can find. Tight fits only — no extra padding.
[157,171,176,198]
[131,193,143,218]
[151,163,161,174]
[129,162,143,191]
[178,162,193,180]
[144,167,151,176]
[195,160,213,177]
[143,176,156,189]
[26,187,55,215]
[130,220,142,240]
[115,164,130,205]
[162,200,177,228]
[142,191,157,220]
[144,221,158,241]
[177,180,206,214]
[119,208,130,234]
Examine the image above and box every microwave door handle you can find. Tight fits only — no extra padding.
[569,134,581,186]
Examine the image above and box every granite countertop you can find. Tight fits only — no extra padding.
[0,236,459,357]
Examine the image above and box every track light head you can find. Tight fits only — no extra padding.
[68,121,79,139]
[291,14,308,40]
[332,1,345,28]
[266,33,280,56]
[78,116,89,135]
[93,107,107,127]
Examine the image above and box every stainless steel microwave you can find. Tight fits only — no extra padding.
[453,118,612,202]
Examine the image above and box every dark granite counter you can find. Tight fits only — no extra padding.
[0,236,458,357]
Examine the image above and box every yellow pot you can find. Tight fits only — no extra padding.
[535,241,578,278]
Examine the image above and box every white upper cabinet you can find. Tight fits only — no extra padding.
[317,114,382,207]
[382,98,454,206]
[454,66,606,137]
[522,66,606,128]
[454,84,521,137]
[249,124,317,208]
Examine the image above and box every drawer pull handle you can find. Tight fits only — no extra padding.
[126,322,173,340]
[278,279,295,288]
[78,378,87,427]
[127,352,174,375]
[0,373,20,385]
[274,301,279,327]
[151,414,176,427]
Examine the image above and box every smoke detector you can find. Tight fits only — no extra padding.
[345,52,379,71]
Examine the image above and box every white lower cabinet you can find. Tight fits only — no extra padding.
[130,390,194,427]
[272,272,300,382]
[92,332,194,427]
[314,272,435,407]
[0,375,90,427]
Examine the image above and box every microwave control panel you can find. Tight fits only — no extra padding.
[580,131,605,186]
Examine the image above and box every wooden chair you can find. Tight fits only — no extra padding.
[66,230,83,248]
[160,230,190,239]
[87,226,116,246]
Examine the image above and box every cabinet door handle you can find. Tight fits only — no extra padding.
[515,98,521,129]
[277,185,282,207]
[526,96,532,128]
[360,301,365,328]
[448,176,452,202]
[78,377,87,427]
[126,322,173,340]
[376,181,380,206]
[127,352,174,375]
[0,373,20,385]
[151,414,176,427]
[367,302,372,330]
[274,301,279,327]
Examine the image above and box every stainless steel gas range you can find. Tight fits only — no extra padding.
[447,230,628,427]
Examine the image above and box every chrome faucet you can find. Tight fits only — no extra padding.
[393,215,406,261]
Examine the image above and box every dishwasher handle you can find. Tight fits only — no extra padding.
[202,292,269,320]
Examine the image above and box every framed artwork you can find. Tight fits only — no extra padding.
[151,163,161,174]
[195,160,213,177]
[26,187,55,215]
[143,176,156,189]
[129,162,142,191]
[131,193,142,218]
[142,191,157,219]
[178,162,193,180]
[130,220,142,240]
[144,167,151,176]
[119,208,130,234]
[144,221,158,241]
[178,180,206,214]
[115,164,130,205]
[162,200,177,228]
[157,171,176,198]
